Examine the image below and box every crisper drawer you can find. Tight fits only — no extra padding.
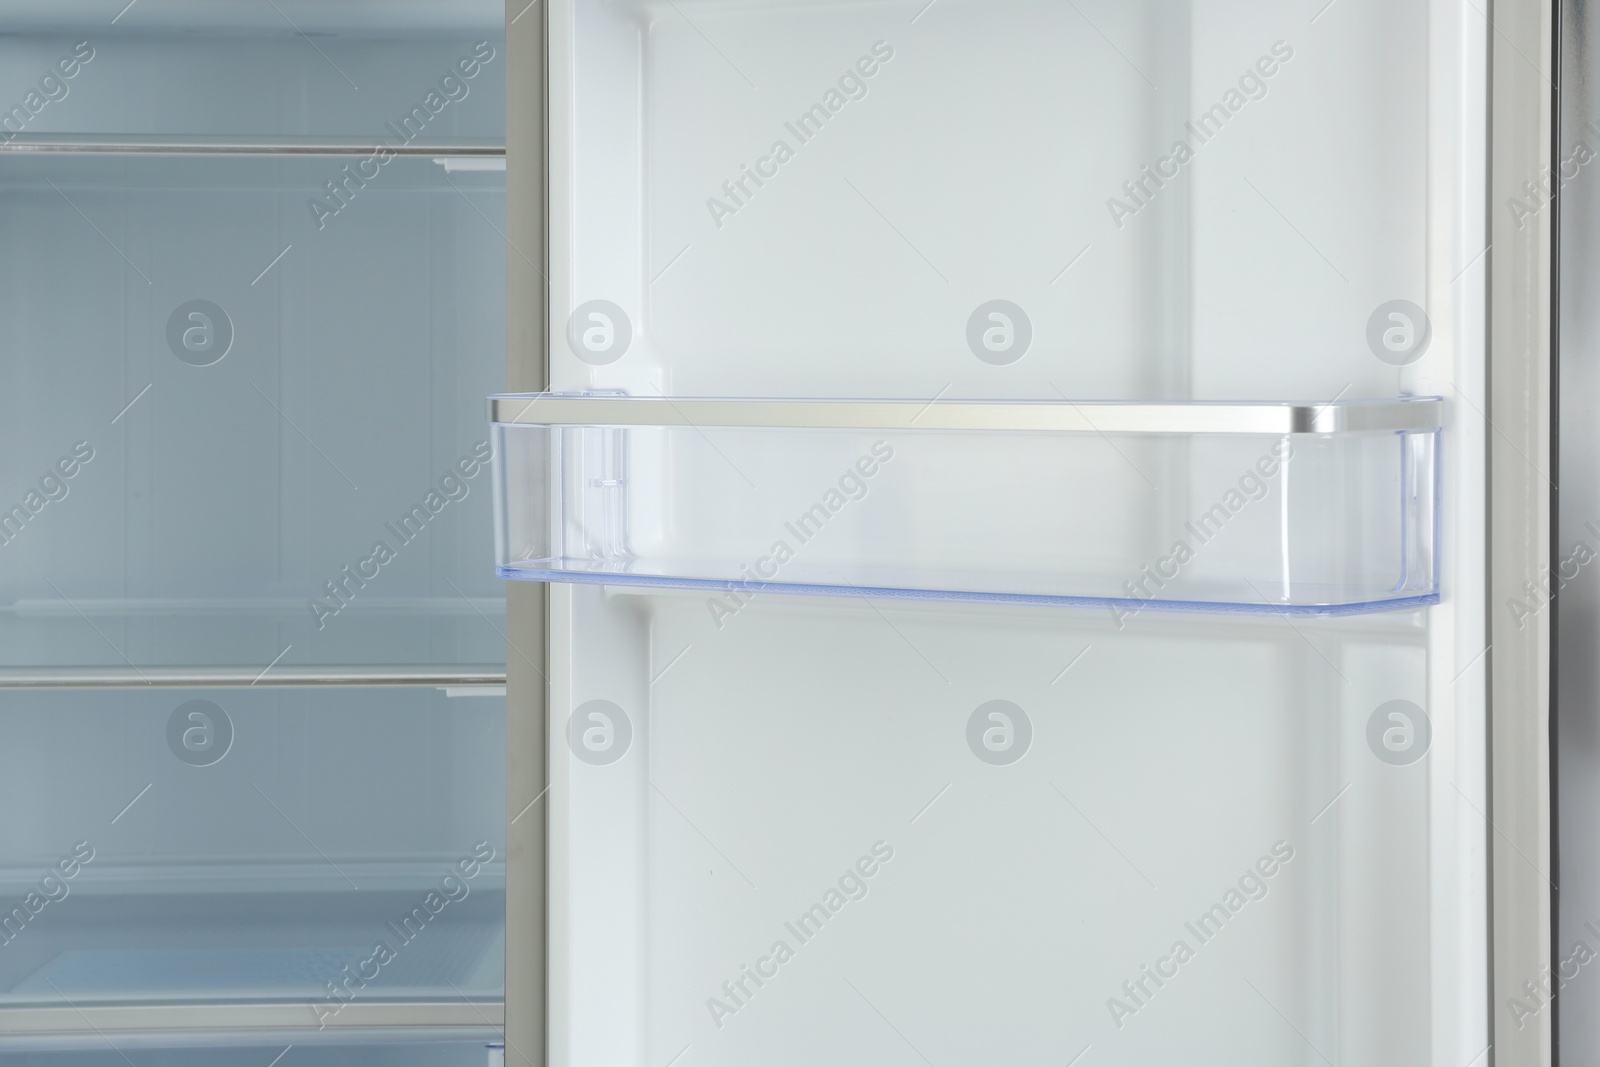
[0,685,505,1014]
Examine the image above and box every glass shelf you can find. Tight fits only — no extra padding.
[0,665,506,690]
[0,134,503,156]
[0,150,505,190]
[0,1038,503,1064]
[0,28,504,146]
[491,394,1441,616]
[0,686,505,1011]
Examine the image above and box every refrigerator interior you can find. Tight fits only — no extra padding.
[0,0,512,1054]
[0,2,508,671]
[545,0,1487,1065]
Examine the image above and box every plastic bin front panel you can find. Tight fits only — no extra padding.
[495,416,1438,614]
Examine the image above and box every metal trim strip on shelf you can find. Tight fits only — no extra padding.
[0,1002,503,1044]
[0,136,505,156]
[489,395,1444,435]
[0,667,507,690]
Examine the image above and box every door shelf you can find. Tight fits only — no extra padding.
[490,395,1441,617]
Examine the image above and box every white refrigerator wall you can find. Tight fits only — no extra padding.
[551,0,1425,403]
[541,0,1486,1064]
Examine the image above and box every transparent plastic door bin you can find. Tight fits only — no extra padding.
[490,395,1440,616]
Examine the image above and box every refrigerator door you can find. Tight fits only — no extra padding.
[525,1,1490,1064]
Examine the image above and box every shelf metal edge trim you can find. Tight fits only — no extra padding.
[489,395,1444,435]
[0,1001,503,1039]
[0,139,506,157]
[0,668,507,690]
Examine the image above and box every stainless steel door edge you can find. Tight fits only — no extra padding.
[505,0,550,1063]
[1555,0,1599,1062]
[1491,0,1558,1064]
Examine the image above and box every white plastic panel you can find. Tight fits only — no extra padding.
[551,0,1427,405]
[544,0,1488,1062]
[553,589,1433,1065]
